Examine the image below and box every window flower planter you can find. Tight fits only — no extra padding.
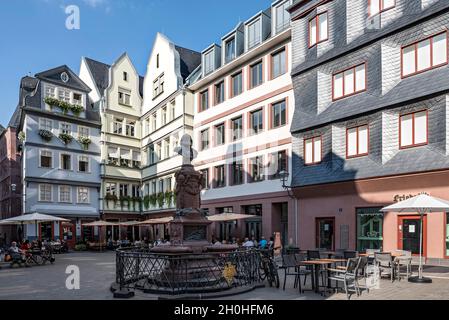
[43,97,85,117]
[59,133,73,145]
[78,136,91,150]
[105,193,118,208]
[38,129,53,142]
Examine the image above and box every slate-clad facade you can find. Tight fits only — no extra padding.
[289,0,449,261]
[17,66,101,248]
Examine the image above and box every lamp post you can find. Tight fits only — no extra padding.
[278,171,299,247]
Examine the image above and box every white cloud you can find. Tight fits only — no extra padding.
[82,0,108,8]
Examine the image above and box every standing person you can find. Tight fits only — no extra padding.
[252,237,259,248]
[267,237,274,249]
[259,236,268,249]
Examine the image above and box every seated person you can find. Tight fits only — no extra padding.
[242,238,255,248]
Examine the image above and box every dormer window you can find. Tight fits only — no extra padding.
[73,93,82,105]
[225,37,236,64]
[204,51,214,75]
[309,12,328,48]
[45,85,56,98]
[369,0,395,17]
[275,0,290,34]
[247,19,262,50]
[58,88,71,103]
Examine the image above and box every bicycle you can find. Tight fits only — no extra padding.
[258,249,280,288]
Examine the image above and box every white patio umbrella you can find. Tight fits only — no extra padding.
[0,213,70,241]
[82,221,119,251]
[119,221,141,241]
[206,213,257,222]
[138,217,174,225]
[381,194,449,283]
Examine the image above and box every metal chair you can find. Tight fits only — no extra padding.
[394,250,413,280]
[365,249,381,265]
[355,256,370,294]
[374,252,395,282]
[343,250,358,259]
[306,250,326,288]
[328,257,361,300]
[280,254,303,293]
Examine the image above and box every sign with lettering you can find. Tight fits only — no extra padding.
[394,192,430,203]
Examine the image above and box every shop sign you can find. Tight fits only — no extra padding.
[394,192,430,203]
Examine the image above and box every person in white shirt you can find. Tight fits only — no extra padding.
[242,237,254,248]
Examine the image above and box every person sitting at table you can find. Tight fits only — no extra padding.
[242,238,254,248]
[20,240,31,252]
[267,237,274,250]
[259,236,268,249]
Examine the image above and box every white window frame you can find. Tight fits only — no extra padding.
[58,185,72,203]
[39,118,53,131]
[77,187,90,204]
[60,153,72,171]
[58,88,71,103]
[60,122,71,135]
[78,155,90,173]
[78,126,89,139]
[39,149,53,168]
[369,0,395,17]
[309,12,328,48]
[39,184,52,202]
[44,84,56,98]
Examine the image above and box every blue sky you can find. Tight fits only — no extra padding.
[0,0,274,127]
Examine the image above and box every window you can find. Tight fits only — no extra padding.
[247,19,261,49]
[347,125,369,158]
[333,64,366,100]
[149,145,156,165]
[231,71,243,97]
[58,88,71,103]
[249,156,264,183]
[200,90,209,111]
[201,129,209,151]
[39,118,52,131]
[156,143,162,161]
[118,90,131,106]
[165,177,172,192]
[204,51,214,75]
[73,93,82,105]
[131,185,140,198]
[231,161,244,186]
[401,32,448,78]
[446,213,449,257]
[271,49,287,79]
[225,37,236,63]
[153,74,164,98]
[78,155,89,172]
[123,72,128,81]
[158,180,164,193]
[271,100,287,128]
[78,126,89,138]
[232,116,243,141]
[161,107,167,125]
[44,85,56,98]
[108,147,119,165]
[59,186,71,203]
[214,165,226,188]
[250,109,264,135]
[304,136,322,165]
[309,12,328,47]
[275,0,291,34]
[39,184,52,202]
[215,123,225,146]
[61,154,72,170]
[125,121,135,137]
[400,110,428,148]
[151,181,157,194]
[215,81,225,105]
[77,187,89,204]
[113,118,123,134]
[269,150,287,179]
[132,151,141,168]
[357,208,384,251]
[250,61,263,88]
[60,122,71,135]
[169,101,176,120]
[106,182,117,196]
[164,139,170,159]
[119,184,129,197]
[200,169,210,189]
[120,149,131,167]
[40,150,52,168]
[151,114,157,131]
[156,54,160,68]
[369,0,395,16]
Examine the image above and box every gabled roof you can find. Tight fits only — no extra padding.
[84,57,111,95]
[36,65,91,92]
[8,104,22,128]
[175,45,201,81]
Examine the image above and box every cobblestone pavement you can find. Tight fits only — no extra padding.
[1,252,448,300]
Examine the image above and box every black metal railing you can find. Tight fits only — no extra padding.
[115,248,263,295]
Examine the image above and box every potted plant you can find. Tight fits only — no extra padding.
[105,193,118,208]
[132,197,142,211]
[78,136,91,150]
[119,195,132,210]
[38,129,53,142]
[59,133,73,145]
[149,194,157,207]
[164,191,174,207]
[58,101,71,114]
[143,195,150,210]
[157,192,165,208]
[18,131,26,142]
[43,97,60,109]
[70,104,85,117]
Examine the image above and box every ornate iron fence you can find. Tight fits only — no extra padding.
[115,248,263,296]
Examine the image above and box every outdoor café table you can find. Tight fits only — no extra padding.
[299,260,342,294]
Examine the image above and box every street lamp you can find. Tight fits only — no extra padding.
[279,171,294,199]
